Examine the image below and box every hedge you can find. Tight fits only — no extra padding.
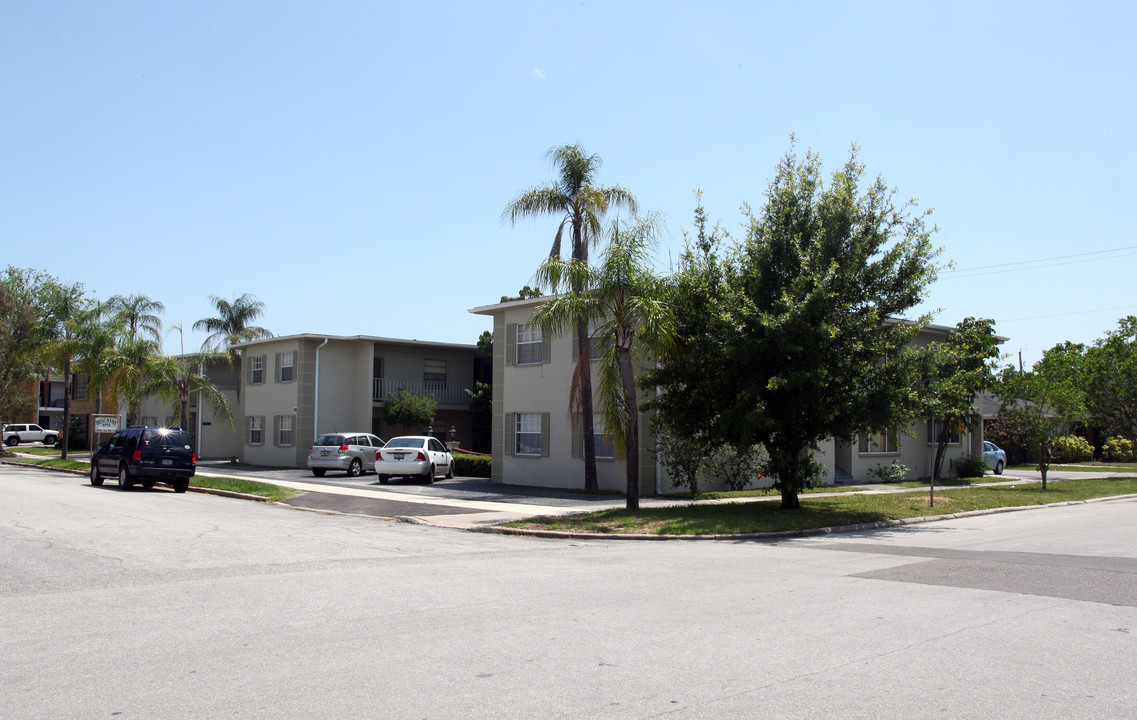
[453,453,491,478]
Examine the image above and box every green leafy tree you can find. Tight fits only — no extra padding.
[504,143,638,492]
[384,389,438,434]
[1082,316,1137,440]
[476,331,493,355]
[534,215,674,510]
[499,286,543,303]
[995,342,1086,488]
[465,381,492,453]
[914,317,1001,484]
[0,267,52,425]
[193,293,272,402]
[656,142,940,510]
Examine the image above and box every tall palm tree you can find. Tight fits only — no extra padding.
[193,294,272,402]
[534,215,673,510]
[99,335,160,425]
[38,283,87,457]
[106,294,165,343]
[148,326,234,433]
[503,144,638,491]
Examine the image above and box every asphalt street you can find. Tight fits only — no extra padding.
[2,463,1136,719]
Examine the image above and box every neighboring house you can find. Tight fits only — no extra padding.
[471,297,1001,494]
[7,373,100,448]
[234,334,484,468]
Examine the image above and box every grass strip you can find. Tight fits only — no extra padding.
[189,476,301,503]
[665,485,864,500]
[506,476,1137,536]
[8,457,90,471]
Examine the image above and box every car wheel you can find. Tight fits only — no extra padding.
[445,460,454,480]
[311,468,326,477]
[90,463,103,486]
[6,436,18,446]
[42,434,56,446]
[118,465,133,490]
[348,459,363,477]
[994,460,1004,475]
[173,478,190,493]
[423,464,435,484]
[378,474,389,484]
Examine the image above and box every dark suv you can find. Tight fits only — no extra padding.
[90,426,197,493]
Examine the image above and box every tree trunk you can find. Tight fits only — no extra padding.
[61,357,71,460]
[577,320,599,492]
[779,442,803,510]
[618,347,639,510]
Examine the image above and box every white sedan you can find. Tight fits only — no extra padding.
[375,435,454,484]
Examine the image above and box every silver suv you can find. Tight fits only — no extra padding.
[3,423,58,447]
[307,432,386,477]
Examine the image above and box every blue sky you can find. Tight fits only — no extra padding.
[3,1,1134,368]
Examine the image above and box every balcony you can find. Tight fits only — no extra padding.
[372,378,472,407]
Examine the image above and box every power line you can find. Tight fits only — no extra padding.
[1000,304,1137,323]
[942,245,1137,278]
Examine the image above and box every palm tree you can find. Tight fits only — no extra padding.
[503,144,638,491]
[148,326,234,434]
[193,294,271,402]
[99,335,160,425]
[38,282,87,457]
[106,294,165,343]
[534,215,673,510]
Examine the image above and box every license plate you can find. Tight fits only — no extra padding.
[320,450,329,456]
[393,453,406,460]
[162,459,173,466]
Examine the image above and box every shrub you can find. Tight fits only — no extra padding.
[951,454,989,478]
[1102,436,1135,462]
[866,461,910,483]
[452,453,491,478]
[1052,435,1093,463]
[704,444,769,491]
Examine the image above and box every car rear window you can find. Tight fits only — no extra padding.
[314,435,346,447]
[385,437,425,449]
[142,429,192,448]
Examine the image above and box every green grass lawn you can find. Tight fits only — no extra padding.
[506,476,1137,536]
[665,485,864,500]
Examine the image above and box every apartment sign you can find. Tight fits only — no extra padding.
[93,415,120,434]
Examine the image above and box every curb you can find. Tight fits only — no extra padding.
[1,459,271,501]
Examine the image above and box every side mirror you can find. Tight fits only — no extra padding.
[98,441,109,450]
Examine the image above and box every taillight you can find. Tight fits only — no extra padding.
[191,453,197,464]
[132,450,142,462]
[416,451,427,461]
[309,445,314,453]
[339,444,349,452]
[375,450,381,461]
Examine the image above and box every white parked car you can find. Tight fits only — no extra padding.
[3,423,58,447]
[375,436,454,484]
[307,432,386,477]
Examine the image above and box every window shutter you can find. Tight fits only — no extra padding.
[505,324,516,367]
[505,412,515,456]
[571,413,581,459]
[541,334,551,365]
[248,358,255,384]
[273,416,280,446]
[541,412,550,457]
[275,353,282,383]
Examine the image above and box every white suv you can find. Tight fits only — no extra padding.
[3,423,58,447]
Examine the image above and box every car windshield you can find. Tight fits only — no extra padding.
[142,429,192,448]
[314,435,346,446]
[385,437,425,449]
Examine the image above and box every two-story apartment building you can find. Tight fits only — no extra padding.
[236,334,483,468]
[471,296,999,494]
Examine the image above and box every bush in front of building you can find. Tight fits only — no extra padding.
[453,453,491,478]
[1102,436,1135,462]
[950,454,989,478]
[1052,435,1094,463]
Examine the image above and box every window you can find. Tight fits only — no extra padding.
[72,372,89,400]
[516,324,543,365]
[142,416,158,427]
[594,431,615,459]
[248,416,263,445]
[926,419,961,445]
[423,359,447,383]
[275,416,294,446]
[164,416,174,428]
[277,352,294,383]
[859,430,898,454]
[249,355,265,385]
[515,413,543,455]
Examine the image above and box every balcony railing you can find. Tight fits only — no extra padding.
[373,378,472,407]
